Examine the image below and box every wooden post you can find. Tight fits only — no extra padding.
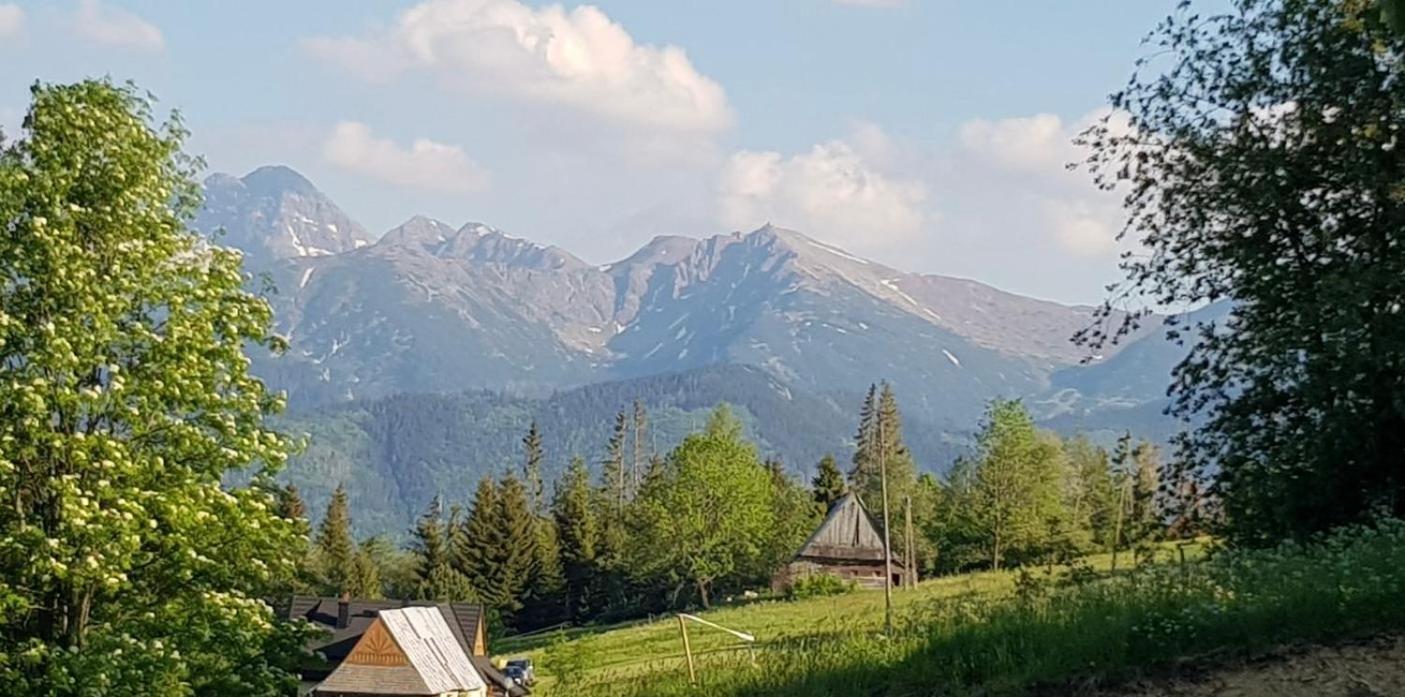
[878,412,894,635]
[678,614,697,686]
[904,494,917,588]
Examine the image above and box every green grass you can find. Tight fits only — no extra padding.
[554,522,1405,696]
[494,540,1210,694]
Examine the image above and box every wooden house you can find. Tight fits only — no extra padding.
[285,596,524,697]
[771,492,911,591]
[312,606,487,697]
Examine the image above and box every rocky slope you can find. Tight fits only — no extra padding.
[196,166,1169,430]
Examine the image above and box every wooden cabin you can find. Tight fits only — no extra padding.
[312,606,487,697]
[771,493,912,591]
[285,596,524,697]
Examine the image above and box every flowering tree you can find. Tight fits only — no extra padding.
[0,81,309,695]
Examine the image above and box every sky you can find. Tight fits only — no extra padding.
[0,0,1180,304]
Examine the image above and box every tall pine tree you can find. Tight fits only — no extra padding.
[412,496,473,601]
[493,473,538,629]
[455,478,500,597]
[553,456,599,621]
[523,421,545,517]
[316,484,357,594]
[602,410,629,510]
[850,384,879,486]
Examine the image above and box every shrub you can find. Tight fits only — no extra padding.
[786,573,856,600]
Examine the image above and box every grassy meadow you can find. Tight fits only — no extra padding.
[495,525,1405,696]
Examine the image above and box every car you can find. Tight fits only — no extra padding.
[505,658,536,685]
[503,665,526,686]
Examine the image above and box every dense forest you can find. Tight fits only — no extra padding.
[279,364,965,537]
[288,382,1187,634]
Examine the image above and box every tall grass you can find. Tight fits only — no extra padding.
[584,521,1405,696]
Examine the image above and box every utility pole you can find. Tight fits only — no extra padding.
[879,407,894,635]
[904,494,916,588]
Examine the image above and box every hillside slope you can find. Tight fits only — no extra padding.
[281,364,965,537]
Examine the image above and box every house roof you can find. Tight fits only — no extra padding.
[313,607,487,695]
[287,596,524,694]
[286,597,486,661]
[794,493,904,566]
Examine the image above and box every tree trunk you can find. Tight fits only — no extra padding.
[696,579,710,609]
[992,527,1001,571]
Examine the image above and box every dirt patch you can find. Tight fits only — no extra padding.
[1104,635,1405,697]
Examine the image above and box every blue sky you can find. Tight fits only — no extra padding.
[0,0,1179,304]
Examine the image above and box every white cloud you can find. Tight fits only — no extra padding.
[305,0,732,134]
[955,110,1126,258]
[73,0,163,52]
[0,4,23,39]
[958,113,1069,173]
[323,122,490,193]
[717,131,929,256]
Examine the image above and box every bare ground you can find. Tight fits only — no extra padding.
[1093,635,1405,697]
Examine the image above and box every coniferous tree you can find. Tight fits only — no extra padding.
[316,484,357,594]
[412,497,474,601]
[456,477,500,596]
[347,542,383,599]
[521,514,566,629]
[850,383,921,569]
[602,410,629,510]
[554,456,599,621]
[523,421,545,517]
[594,414,632,616]
[494,473,538,628]
[812,454,846,513]
[277,484,308,521]
[850,384,879,485]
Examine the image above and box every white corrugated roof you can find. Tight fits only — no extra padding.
[380,607,487,693]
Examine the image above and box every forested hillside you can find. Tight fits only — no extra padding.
[281,364,966,537]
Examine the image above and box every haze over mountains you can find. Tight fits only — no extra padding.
[199,165,1192,535]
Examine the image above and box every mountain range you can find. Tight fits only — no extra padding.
[199,165,1194,536]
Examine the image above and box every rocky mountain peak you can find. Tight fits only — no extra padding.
[196,165,371,264]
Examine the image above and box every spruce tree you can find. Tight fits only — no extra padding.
[493,473,538,628]
[413,496,473,601]
[812,454,846,513]
[456,477,500,595]
[316,484,357,594]
[553,456,599,621]
[278,484,308,521]
[523,421,545,517]
[849,384,879,485]
[602,410,628,510]
[347,543,383,599]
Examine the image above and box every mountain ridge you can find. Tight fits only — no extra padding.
[196,164,1182,439]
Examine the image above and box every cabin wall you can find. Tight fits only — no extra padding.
[772,560,907,591]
